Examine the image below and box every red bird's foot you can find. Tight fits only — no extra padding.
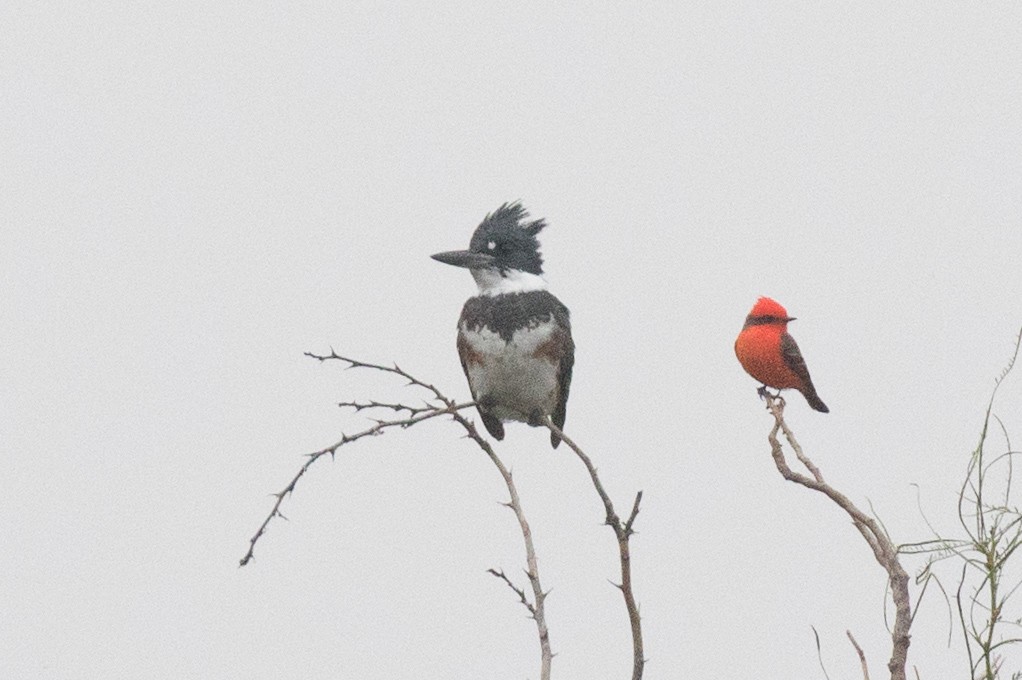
[756,385,784,406]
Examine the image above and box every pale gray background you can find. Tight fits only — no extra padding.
[3,3,1022,678]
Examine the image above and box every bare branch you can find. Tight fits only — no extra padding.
[240,400,475,566]
[339,399,438,418]
[451,409,552,680]
[244,352,553,680]
[625,491,643,536]
[812,626,833,680]
[487,568,537,617]
[304,350,449,403]
[847,629,871,680]
[544,418,645,680]
[764,395,911,680]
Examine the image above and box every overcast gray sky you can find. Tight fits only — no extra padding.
[4,3,1022,679]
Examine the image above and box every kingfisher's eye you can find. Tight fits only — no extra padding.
[487,241,496,250]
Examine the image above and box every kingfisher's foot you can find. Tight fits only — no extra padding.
[527,408,545,427]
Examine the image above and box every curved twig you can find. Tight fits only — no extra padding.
[847,629,870,680]
[452,410,552,679]
[239,399,473,566]
[241,352,553,679]
[544,418,645,680]
[764,395,911,680]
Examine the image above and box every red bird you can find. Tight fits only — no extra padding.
[735,297,829,413]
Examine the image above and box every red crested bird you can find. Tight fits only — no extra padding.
[735,297,829,413]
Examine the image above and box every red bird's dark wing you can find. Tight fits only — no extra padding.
[780,332,829,413]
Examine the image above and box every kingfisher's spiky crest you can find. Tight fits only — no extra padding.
[469,202,546,276]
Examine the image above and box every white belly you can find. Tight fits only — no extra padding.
[461,321,560,422]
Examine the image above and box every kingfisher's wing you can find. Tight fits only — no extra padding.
[780,332,829,413]
[548,307,574,449]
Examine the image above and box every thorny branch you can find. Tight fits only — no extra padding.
[239,397,472,567]
[448,405,553,680]
[488,568,536,616]
[338,399,439,418]
[763,394,911,680]
[545,418,645,680]
[240,351,553,680]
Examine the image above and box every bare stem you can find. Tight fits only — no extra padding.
[241,351,553,680]
[764,395,911,680]
[239,400,473,567]
[487,568,537,617]
[544,418,645,680]
[451,409,553,680]
[847,629,870,680]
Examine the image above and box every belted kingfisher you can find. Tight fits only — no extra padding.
[431,202,575,448]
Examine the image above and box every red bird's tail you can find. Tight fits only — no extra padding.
[800,388,829,413]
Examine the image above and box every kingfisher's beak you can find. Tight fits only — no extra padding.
[430,249,496,269]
